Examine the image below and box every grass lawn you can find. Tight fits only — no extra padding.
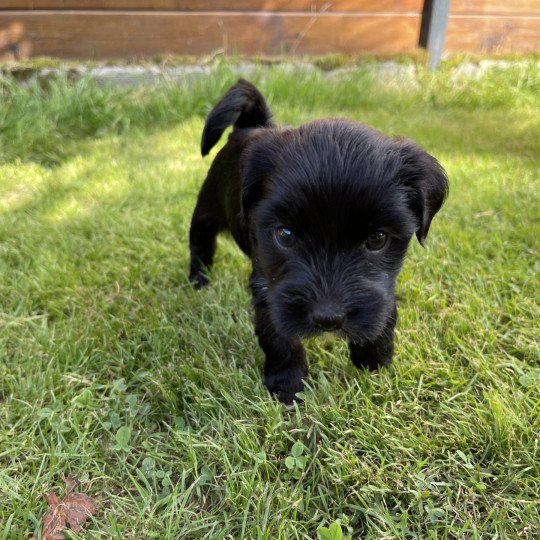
[0,62,539,539]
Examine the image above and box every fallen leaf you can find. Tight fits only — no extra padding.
[41,492,67,540]
[38,475,97,540]
[62,474,97,532]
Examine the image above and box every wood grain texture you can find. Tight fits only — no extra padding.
[3,1,536,15]
[446,15,540,53]
[0,1,424,12]
[0,12,422,60]
[451,1,540,15]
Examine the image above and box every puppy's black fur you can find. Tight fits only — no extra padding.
[190,79,448,404]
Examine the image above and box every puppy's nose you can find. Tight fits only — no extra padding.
[312,306,345,330]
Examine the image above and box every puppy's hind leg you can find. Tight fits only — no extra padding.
[189,198,223,289]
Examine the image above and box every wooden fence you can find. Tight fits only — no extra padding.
[0,1,539,61]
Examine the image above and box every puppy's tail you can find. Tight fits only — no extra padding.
[201,79,273,156]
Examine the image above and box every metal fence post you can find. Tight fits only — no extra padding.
[419,0,451,70]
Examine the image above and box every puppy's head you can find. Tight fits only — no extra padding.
[242,120,448,344]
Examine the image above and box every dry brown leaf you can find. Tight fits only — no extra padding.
[37,475,97,540]
[41,492,66,540]
[64,493,97,532]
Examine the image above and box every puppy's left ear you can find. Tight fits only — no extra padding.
[398,140,449,244]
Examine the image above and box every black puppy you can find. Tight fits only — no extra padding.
[189,79,448,404]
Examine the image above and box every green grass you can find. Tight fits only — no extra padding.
[0,61,539,539]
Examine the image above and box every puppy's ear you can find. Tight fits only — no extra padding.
[397,140,449,244]
[240,132,284,223]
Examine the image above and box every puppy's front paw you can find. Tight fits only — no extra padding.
[189,271,210,290]
[265,366,307,405]
[349,339,393,371]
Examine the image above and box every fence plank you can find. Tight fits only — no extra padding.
[4,1,537,15]
[446,15,540,53]
[451,1,540,15]
[0,1,424,12]
[0,12,422,60]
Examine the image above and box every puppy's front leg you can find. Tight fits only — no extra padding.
[349,305,397,371]
[251,288,308,404]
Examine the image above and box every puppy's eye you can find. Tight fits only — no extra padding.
[274,227,295,248]
[365,231,388,251]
